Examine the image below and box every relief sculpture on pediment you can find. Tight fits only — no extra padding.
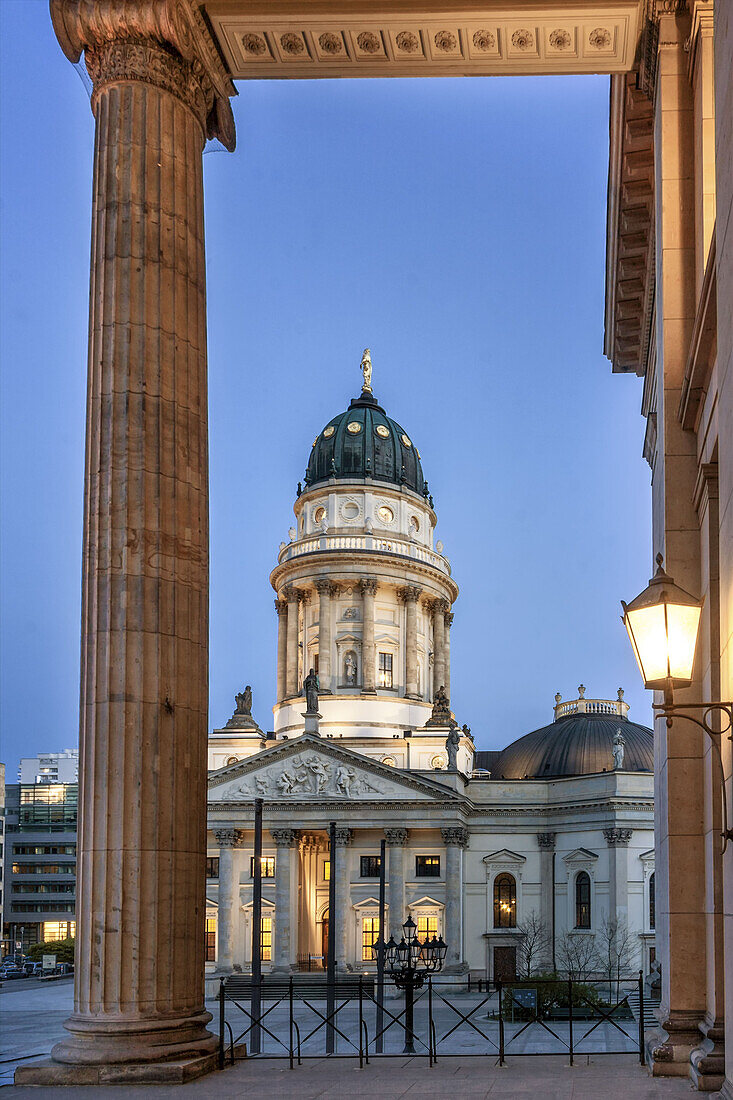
[227,753,382,799]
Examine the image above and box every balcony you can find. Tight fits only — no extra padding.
[277,532,451,576]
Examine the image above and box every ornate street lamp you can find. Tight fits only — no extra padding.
[372,917,447,1053]
[622,554,732,851]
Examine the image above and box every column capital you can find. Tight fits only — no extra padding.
[274,598,288,615]
[315,578,339,596]
[537,832,556,850]
[444,610,454,627]
[441,826,469,849]
[359,576,378,596]
[50,0,236,149]
[397,585,422,603]
[334,826,353,847]
[384,827,409,847]
[283,584,304,603]
[603,827,633,846]
[215,828,245,848]
[271,828,298,848]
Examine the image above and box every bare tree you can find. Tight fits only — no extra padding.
[596,916,639,1001]
[556,931,597,982]
[515,912,551,978]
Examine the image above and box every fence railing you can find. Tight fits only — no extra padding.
[216,972,645,1070]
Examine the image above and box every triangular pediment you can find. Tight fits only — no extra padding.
[208,734,463,804]
[563,847,599,863]
[483,849,526,864]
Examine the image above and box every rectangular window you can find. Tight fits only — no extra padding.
[378,652,393,689]
[416,856,440,877]
[250,857,275,878]
[360,855,382,878]
[41,921,76,941]
[417,915,438,940]
[206,857,219,879]
[323,860,330,881]
[362,916,380,962]
[260,916,272,961]
[205,917,216,962]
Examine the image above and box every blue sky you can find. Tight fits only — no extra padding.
[0,0,653,775]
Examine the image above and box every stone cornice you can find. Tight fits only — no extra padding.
[270,551,459,603]
[50,0,236,148]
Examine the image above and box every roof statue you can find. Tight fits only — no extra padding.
[613,729,626,770]
[360,347,373,394]
[225,685,261,731]
[304,668,319,715]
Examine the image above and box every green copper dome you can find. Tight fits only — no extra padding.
[304,391,428,498]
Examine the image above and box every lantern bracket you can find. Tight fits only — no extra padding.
[653,698,733,853]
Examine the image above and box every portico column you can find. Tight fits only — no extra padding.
[315,580,336,693]
[441,827,469,972]
[397,587,421,699]
[359,578,378,694]
[385,828,408,940]
[432,600,448,698]
[271,829,298,973]
[275,599,288,702]
[284,586,301,697]
[537,833,556,967]
[215,829,244,974]
[334,827,353,968]
[443,611,453,701]
[41,1,235,1078]
[603,828,631,926]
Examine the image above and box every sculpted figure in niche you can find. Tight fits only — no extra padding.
[445,727,461,770]
[304,668,319,713]
[612,729,626,770]
[344,651,357,685]
[235,686,252,715]
[336,765,356,797]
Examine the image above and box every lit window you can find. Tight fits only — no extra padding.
[649,872,655,930]
[416,856,440,877]
[417,915,438,940]
[575,872,591,929]
[493,873,516,928]
[360,856,381,878]
[260,917,272,961]
[250,857,275,878]
[41,921,76,941]
[323,860,330,881]
[362,916,380,961]
[378,652,393,688]
[205,916,216,962]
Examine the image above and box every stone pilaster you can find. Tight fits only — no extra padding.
[315,580,337,693]
[441,826,469,972]
[397,587,421,698]
[275,599,288,702]
[334,827,353,968]
[443,610,453,701]
[385,828,408,941]
[432,600,448,698]
[215,829,244,975]
[603,828,632,926]
[32,1,236,1079]
[537,832,556,958]
[284,586,302,697]
[359,578,378,694]
[271,829,298,973]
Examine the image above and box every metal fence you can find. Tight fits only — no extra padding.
[216,972,645,1069]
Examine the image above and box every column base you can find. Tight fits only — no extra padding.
[48,1008,217,1069]
[361,688,377,695]
[689,1019,726,1091]
[647,1010,705,1077]
[15,1051,217,1087]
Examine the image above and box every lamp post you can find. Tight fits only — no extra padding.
[622,553,733,852]
[372,915,447,1054]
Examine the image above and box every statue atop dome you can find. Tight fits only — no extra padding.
[360,347,373,394]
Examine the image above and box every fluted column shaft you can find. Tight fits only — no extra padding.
[537,833,556,960]
[315,581,335,692]
[271,830,297,972]
[360,578,377,694]
[443,611,453,701]
[385,829,408,940]
[275,600,288,702]
[216,830,243,973]
[604,828,632,926]
[432,601,447,698]
[441,827,468,971]
[285,588,300,697]
[398,587,421,698]
[334,828,352,967]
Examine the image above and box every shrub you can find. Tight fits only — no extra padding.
[26,938,75,964]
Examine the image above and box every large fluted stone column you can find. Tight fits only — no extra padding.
[441,827,469,972]
[432,600,448,698]
[31,1,236,1082]
[215,829,244,974]
[385,828,408,940]
[284,587,301,697]
[359,578,378,693]
[398,587,421,698]
[604,828,631,926]
[315,580,336,692]
[334,827,353,967]
[537,833,556,965]
[271,829,297,972]
[443,611,453,700]
[275,599,288,702]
